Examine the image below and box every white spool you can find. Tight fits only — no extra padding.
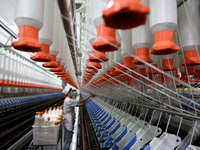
[61,33,68,66]
[178,0,200,51]
[114,30,123,63]
[50,5,60,55]
[14,0,44,30]
[105,59,110,71]
[39,0,55,46]
[56,22,64,62]
[149,0,177,34]
[102,63,106,73]
[109,52,115,68]
[121,29,133,57]
[92,0,108,28]
[132,0,153,50]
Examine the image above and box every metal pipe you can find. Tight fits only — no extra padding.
[130,102,200,120]
[57,0,78,74]
[0,20,17,39]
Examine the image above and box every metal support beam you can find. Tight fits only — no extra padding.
[0,20,17,39]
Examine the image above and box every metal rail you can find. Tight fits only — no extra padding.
[0,20,17,39]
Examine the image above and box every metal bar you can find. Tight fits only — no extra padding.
[8,130,33,150]
[0,20,17,39]
[130,102,200,121]
[57,0,78,74]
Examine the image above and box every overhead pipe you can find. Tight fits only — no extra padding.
[57,0,78,74]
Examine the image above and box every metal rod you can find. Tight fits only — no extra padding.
[0,20,17,39]
[130,102,200,121]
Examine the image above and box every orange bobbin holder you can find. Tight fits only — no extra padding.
[195,70,200,78]
[147,74,153,85]
[92,24,120,52]
[12,25,41,52]
[185,66,196,75]
[86,62,102,69]
[89,49,108,62]
[115,63,126,74]
[31,43,51,62]
[86,68,98,74]
[102,0,149,29]
[161,73,165,85]
[180,72,190,83]
[133,48,153,65]
[54,66,65,75]
[110,67,119,77]
[123,57,137,70]
[150,30,180,55]
[105,70,111,79]
[43,55,58,68]
[181,50,200,66]
[139,68,147,77]
[57,74,68,78]
[49,62,62,72]
[85,71,95,76]
[162,59,177,71]
[54,71,66,75]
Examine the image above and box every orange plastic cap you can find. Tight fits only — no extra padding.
[133,48,153,64]
[36,112,40,115]
[110,67,119,76]
[150,30,180,55]
[162,59,177,71]
[102,0,149,29]
[54,71,66,75]
[47,117,50,121]
[49,63,62,72]
[31,43,51,62]
[139,68,147,77]
[186,66,196,75]
[181,50,200,66]
[92,24,120,52]
[106,70,111,79]
[43,55,59,68]
[86,68,98,73]
[12,25,41,52]
[115,63,125,74]
[89,50,109,62]
[123,57,137,70]
[86,62,102,69]
[195,70,200,78]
